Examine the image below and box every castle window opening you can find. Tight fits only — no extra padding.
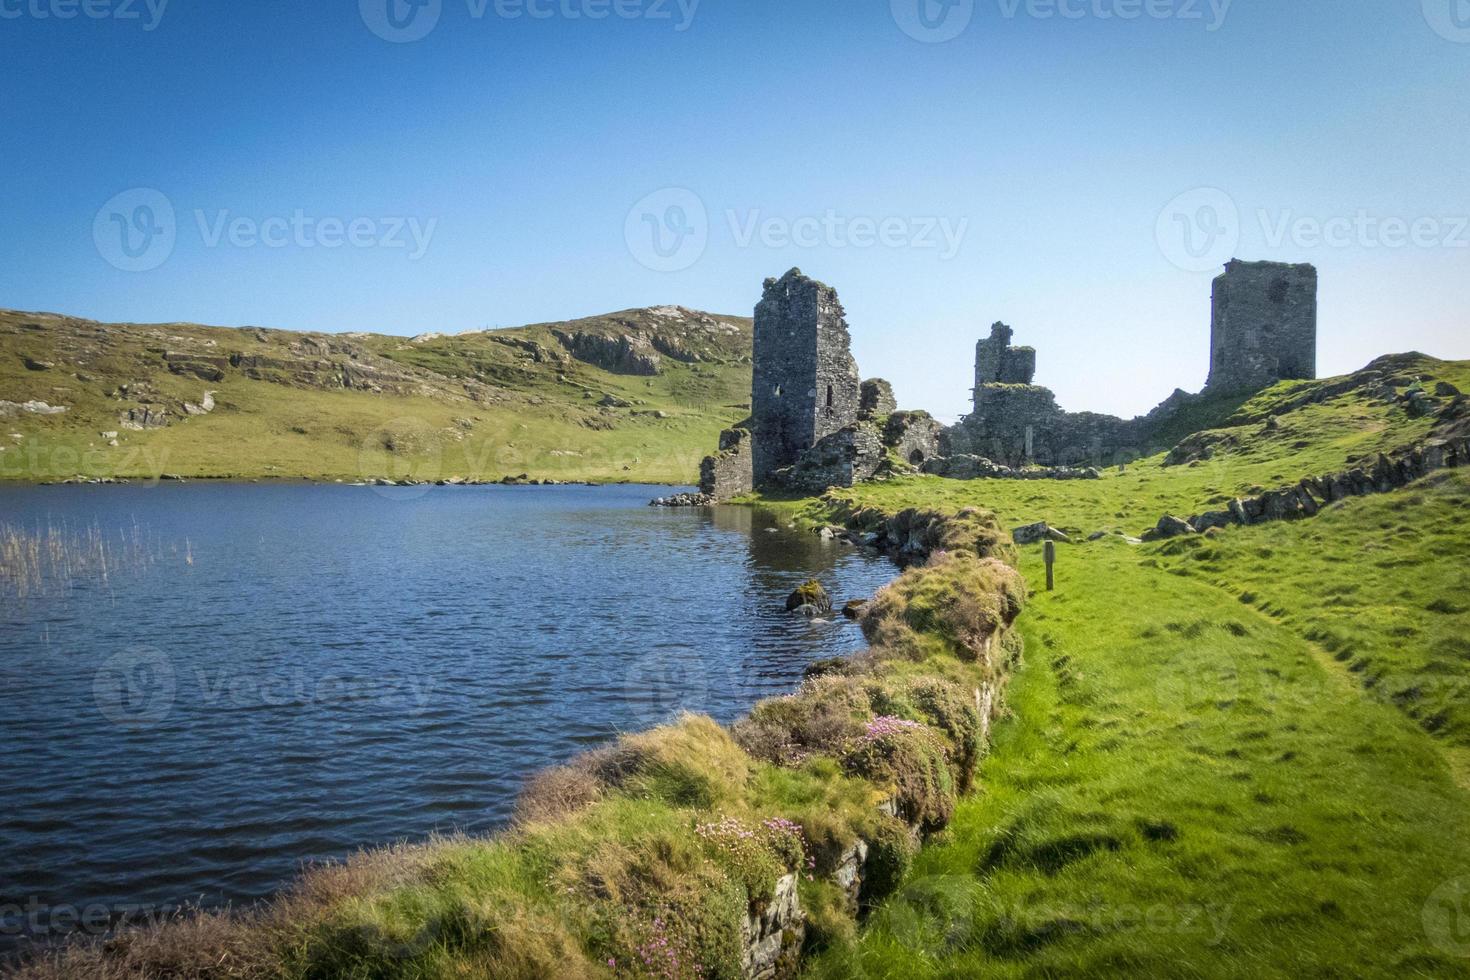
[826,385,834,408]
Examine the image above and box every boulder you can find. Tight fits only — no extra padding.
[1154,515,1196,539]
[785,580,832,616]
[841,599,869,620]
[1012,522,1070,545]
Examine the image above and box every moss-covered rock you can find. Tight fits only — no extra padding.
[785,579,833,615]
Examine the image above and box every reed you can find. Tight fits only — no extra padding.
[0,518,164,601]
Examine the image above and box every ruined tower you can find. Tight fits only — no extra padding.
[751,268,861,484]
[973,322,1036,393]
[1206,259,1318,393]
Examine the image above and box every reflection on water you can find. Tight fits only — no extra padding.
[0,483,894,952]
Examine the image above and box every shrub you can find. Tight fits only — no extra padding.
[842,719,957,833]
[516,765,605,825]
[859,817,920,907]
[863,553,1025,666]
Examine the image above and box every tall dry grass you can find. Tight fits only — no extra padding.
[0,519,174,602]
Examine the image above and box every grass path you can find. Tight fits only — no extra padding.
[805,538,1470,978]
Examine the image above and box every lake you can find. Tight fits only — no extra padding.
[0,483,894,952]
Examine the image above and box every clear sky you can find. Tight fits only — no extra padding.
[2,0,1467,420]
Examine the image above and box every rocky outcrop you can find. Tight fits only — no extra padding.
[552,329,661,376]
[0,400,67,416]
[649,491,717,507]
[1012,522,1070,545]
[1143,398,1470,540]
[120,406,170,430]
[741,873,802,979]
[921,454,1099,481]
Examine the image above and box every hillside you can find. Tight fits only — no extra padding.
[0,306,753,484]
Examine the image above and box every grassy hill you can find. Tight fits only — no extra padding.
[800,354,1470,977]
[0,306,753,484]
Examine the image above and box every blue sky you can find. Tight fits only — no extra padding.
[2,0,1467,420]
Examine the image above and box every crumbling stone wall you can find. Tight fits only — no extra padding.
[699,426,754,499]
[973,323,1036,389]
[883,411,943,466]
[751,269,861,483]
[859,378,897,420]
[1207,259,1317,393]
[770,424,884,494]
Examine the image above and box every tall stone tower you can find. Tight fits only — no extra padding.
[1207,259,1318,393]
[973,322,1036,394]
[751,268,861,484]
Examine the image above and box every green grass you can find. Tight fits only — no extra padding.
[806,526,1470,978]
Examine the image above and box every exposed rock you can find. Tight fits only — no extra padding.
[120,406,169,430]
[858,378,897,420]
[1012,522,1070,545]
[741,872,803,980]
[841,599,869,620]
[1164,430,1237,467]
[0,400,68,416]
[1154,515,1196,539]
[649,492,716,507]
[1435,381,1461,398]
[785,580,832,616]
[552,329,661,375]
[183,391,217,416]
[22,356,53,371]
[921,454,1099,481]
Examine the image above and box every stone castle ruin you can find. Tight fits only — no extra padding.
[695,269,941,501]
[682,259,1318,502]
[950,258,1319,468]
[1207,259,1317,393]
[750,269,862,483]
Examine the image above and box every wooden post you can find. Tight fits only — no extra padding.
[1044,539,1056,592]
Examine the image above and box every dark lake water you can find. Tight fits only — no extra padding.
[0,483,894,952]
